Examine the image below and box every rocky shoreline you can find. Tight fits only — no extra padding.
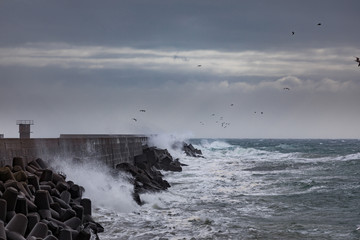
[116,142,202,205]
[0,142,202,239]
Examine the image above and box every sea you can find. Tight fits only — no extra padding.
[59,138,360,240]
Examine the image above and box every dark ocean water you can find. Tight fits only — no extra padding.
[68,138,360,240]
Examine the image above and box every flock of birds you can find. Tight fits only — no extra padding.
[198,104,266,129]
[132,109,146,122]
[131,103,268,129]
[130,21,359,129]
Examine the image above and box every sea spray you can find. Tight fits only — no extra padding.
[147,132,193,158]
[49,157,139,213]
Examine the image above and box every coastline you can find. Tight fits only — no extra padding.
[0,141,202,239]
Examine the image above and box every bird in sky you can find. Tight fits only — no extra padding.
[317,23,322,26]
[283,87,290,90]
[139,109,146,112]
[230,103,234,106]
[197,65,202,67]
[221,122,230,128]
[354,57,360,66]
[292,31,295,35]
[132,118,137,122]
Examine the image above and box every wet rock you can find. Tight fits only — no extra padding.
[0,157,103,240]
[142,146,183,172]
[116,145,184,205]
[182,143,203,158]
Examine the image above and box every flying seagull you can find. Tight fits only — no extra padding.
[355,57,360,66]
[132,118,137,122]
[283,87,290,90]
[139,110,146,112]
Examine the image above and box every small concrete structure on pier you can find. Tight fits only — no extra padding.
[17,120,34,139]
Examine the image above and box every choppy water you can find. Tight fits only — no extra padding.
[68,138,360,240]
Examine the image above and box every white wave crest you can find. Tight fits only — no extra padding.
[199,139,232,149]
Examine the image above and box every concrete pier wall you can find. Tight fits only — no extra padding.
[0,134,148,168]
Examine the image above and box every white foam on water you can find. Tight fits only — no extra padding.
[332,152,360,161]
[196,139,298,164]
[49,157,139,213]
[199,139,232,149]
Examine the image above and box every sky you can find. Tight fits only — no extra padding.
[0,0,359,139]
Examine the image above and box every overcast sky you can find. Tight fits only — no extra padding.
[1,0,359,139]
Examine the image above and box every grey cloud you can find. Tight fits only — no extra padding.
[1,1,359,51]
[1,0,360,139]
[1,44,357,81]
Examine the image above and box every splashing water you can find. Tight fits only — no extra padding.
[49,157,138,212]
[147,132,193,158]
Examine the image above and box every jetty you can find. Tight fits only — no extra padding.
[0,121,202,239]
[0,121,148,167]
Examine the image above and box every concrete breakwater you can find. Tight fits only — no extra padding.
[0,135,148,168]
[0,157,103,239]
[0,133,203,238]
[0,134,147,239]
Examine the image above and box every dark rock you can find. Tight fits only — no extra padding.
[27,222,48,239]
[56,181,69,193]
[26,212,40,236]
[35,158,48,169]
[0,167,15,182]
[182,143,203,158]
[40,169,53,182]
[116,162,169,194]
[0,199,6,223]
[5,213,28,239]
[58,229,72,240]
[142,146,183,172]
[12,157,26,171]
[116,145,185,205]
[27,175,40,191]
[76,226,91,240]
[132,190,142,205]
[69,184,83,199]
[0,156,103,240]
[0,221,5,240]
[14,195,27,215]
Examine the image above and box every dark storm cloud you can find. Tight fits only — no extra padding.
[1,0,359,50]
